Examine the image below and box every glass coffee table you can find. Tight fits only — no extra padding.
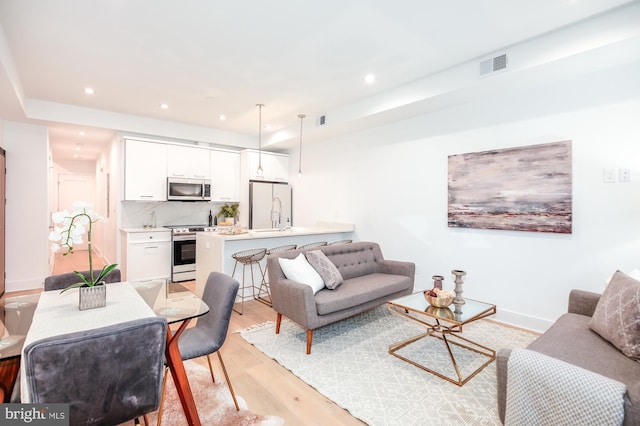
[387,291,497,386]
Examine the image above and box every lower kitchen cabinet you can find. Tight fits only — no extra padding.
[121,230,171,281]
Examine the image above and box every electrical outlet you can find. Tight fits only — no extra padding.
[604,168,617,183]
[619,168,632,182]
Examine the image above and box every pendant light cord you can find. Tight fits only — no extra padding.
[257,104,264,175]
[298,114,305,177]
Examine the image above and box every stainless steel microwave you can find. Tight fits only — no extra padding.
[167,177,211,201]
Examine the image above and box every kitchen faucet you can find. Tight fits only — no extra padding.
[271,196,283,230]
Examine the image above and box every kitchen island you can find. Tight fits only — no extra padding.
[195,224,354,295]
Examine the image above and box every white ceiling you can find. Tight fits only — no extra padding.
[0,0,635,160]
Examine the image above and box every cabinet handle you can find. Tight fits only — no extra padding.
[145,246,159,249]
[140,195,154,199]
[194,174,206,178]
[171,173,185,177]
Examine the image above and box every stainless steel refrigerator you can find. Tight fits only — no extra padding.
[249,181,292,229]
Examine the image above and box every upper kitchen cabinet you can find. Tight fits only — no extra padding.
[241,149,289,182]
[167,145,210,179]
[210,149,240,202]
[124,139,167,201]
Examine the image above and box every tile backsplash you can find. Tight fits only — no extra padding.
[120,201,231,228]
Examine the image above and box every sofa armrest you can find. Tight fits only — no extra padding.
[267,256,319,328]
[496,348,512,424]
[377,259,416,280]
[568,289,601,317]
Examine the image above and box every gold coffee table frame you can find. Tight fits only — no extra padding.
[387,292,497,386]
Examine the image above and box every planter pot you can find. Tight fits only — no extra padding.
[224,217,235,225]
[79,283,106,310]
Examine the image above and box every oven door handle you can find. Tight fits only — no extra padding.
[172,234,196,241]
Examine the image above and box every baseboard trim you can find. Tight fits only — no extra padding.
[6,278,43,293]
[493,308,554,334]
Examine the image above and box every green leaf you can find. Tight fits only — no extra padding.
[94,263,118,284]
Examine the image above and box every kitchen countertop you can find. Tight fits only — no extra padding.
[121,227,171,233]
[197,225,355,241]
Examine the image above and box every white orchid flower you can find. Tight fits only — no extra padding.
[51,243,61,252]
[48,230,62,242]
[52,210,69,224]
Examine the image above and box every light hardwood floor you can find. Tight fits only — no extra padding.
[3,251,365,425]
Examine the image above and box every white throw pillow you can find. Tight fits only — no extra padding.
[278,253,325,294]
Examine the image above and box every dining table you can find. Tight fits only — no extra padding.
[0,280,209,425]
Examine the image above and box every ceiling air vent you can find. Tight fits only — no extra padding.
[480,53,508,76]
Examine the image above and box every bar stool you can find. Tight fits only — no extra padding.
[299,241,328,249]
[231,248,267,315]
[257,244,297,306]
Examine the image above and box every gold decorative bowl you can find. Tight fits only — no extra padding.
[425,305,454,320]
[424,292,454,308]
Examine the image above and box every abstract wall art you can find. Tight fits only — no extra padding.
[448,140,572,234]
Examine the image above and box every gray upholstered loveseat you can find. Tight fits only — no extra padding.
[496,289,640,425]
[266,241,415,354]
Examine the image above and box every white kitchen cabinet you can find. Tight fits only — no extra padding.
[121,230,171,281]
[124,139,167,201]
[241,149,289,182]
[210,149,240,202]
[167,145,210,179]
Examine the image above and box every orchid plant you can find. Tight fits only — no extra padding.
[49,201,118,292]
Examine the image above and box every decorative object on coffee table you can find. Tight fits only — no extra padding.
[432,275,444,290]
[452,269,466,314]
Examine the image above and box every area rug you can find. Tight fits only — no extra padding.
[239,306,538,426]
[144,361,284,426]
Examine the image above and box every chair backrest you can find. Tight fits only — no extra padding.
[44,268,122,291]
[23,316,167,425]
[179,272,239,360]
[299,241,328,249]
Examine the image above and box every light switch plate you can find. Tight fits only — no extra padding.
[604,168,617,183]
[619,168,632,182]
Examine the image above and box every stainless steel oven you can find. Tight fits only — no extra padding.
[166,225,216,282]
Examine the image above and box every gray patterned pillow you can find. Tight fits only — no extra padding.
[306,250,343,290]
[590,270,640,361]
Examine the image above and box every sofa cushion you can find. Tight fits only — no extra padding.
[590,270,640,361]
[306,250,343,290]
[314,273,412,315]
[278,254,325,294]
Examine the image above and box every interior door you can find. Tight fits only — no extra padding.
[57,173,95,251]
[0,147,5,296]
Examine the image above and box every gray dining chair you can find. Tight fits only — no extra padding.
[23,316,167,425]
[44,268,122,291]
[160,272,240,414]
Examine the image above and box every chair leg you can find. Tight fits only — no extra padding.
[217,351,240,411]
[306,329,313,355]
[206,353,216,383]
[275,312,282,334]
[155,367,169,426]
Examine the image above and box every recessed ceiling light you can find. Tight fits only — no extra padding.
[219,114,227,121]
[84,87,94,95]
[160,103,169,109]
[78,131,86,136]
[364,74,376,84]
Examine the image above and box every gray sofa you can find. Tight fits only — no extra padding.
[266,241,415,354]
[497,289,640,425]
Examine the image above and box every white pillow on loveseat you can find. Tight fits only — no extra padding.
[278,253,325,294]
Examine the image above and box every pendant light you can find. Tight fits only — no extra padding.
[256,104,264,176]
[297,114,305,178]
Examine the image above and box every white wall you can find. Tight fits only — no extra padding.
[3,121,49,291]
[289,59,640,332]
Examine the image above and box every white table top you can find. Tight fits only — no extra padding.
[21,282,156,402]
